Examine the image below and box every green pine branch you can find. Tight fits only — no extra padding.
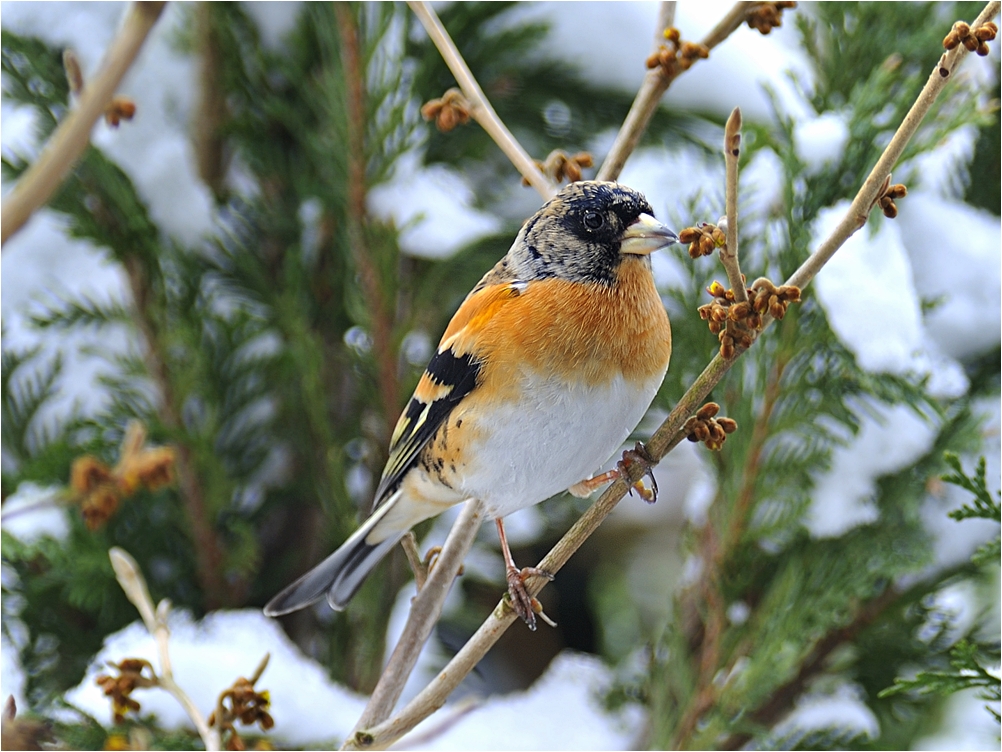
[879,639,1002,723]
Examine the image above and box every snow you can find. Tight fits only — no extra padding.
[906,126,980,200]
[64,609,368,748]
[806,401,937,539]
[62,605,643,750]
[510,2,814,122]
[401,651,644,751]
[896,192,1002,361]
[241,2,303,51]
[0,635,26,712]
[1,482,70,543]
[793,111,850,174]
[771,680,880,743]
[812,201,970,399]
[912,688,1002,751]
[367,152,503,259]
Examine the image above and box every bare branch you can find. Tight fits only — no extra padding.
[344,4,1000,746]
[407,1,555,199]
[400,532,428,590]
[109,547,220,751]
[348,499,485,738]
[597,2,756,182]
[720,107,747,303]
[0,2,166,247]
[785,0,1001,292]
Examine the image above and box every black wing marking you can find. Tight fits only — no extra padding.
[373,348,481,506]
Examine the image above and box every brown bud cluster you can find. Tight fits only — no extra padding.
[684,402,738,451]
[210,674,275,751]
[105,97,137,127]
[878,183,908,219]
[943,21,997,56]
[645,28,709,75]
[70,422,176,530]
[421,88,471,133]
[698,278,801,358]
[747,2,797,35]
[96,658,158,724]
[679,223,726,259]
[748,276,802,320]
[524,149,593,186]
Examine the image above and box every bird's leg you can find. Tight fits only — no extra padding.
[567,470,620,497]
[496,518,555,631]
[566,442,659,503]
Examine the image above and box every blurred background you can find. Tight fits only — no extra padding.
[1,2,999,749]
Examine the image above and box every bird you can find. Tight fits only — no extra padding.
[264,180,677,630]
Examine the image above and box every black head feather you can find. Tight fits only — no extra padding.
[507,181,657,286]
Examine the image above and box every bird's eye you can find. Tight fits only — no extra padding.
[583,210,604,230]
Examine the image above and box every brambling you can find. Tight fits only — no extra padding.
[265,181,677,629]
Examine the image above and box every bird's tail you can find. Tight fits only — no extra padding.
[263,491,404,616]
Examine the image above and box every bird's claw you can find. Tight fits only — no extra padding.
[505,566,555,631]
[618,441,659,504]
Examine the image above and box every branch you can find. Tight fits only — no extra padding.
[720,107,747,303]
[597,2,756,182]
[109,547,221,751]
[193,3,227,198]
[123,257,228,609]
[785,0,1002,292]
[335,3,400,439]
[407,1,556,200]
[0,2,166,247]
[343,3,999,747]
[348,499,485,739]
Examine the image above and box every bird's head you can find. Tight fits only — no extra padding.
[509,181,679,286]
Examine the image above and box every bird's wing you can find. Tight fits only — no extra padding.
[372,280,526,506]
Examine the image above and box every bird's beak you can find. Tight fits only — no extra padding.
[620,213,679,255]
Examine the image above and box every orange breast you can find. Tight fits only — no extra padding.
[452,257,671,396]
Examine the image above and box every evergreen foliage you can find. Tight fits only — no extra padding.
[1,2,998,750]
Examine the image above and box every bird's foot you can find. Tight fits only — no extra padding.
[505,565,556,631]
[618,441,659,503]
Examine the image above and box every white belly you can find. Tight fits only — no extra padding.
[457,371,663,519]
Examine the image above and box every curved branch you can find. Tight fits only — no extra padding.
[0,2,166,247]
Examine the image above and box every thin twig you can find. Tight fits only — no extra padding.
[348,499,485,739]
[597,2,755,182]
[654,2,678,47]
[0,2,166,247]
[400,532,428,590]
[407,1,555,199]
[720,107,747,303]
[109,547,220,751]
[344,4,999,746]
[785,0,1001,292]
